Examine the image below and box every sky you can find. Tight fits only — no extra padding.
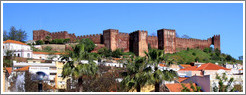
[3,3,243,59]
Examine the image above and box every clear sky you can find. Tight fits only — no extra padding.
[3,3,243,59]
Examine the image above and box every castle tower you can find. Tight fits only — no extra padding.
[158,29,176,53]
[129,30,148,57]
[103,29,119,51]
[212,35,220,50]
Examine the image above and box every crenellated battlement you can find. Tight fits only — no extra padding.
[33,28,220,56]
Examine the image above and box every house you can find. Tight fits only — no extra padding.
[55,61,69,90]
[3,40,33,58]
[32,52,62,61]
[178,63,231,77]
[179,64,192,69]
[13,60,57,87]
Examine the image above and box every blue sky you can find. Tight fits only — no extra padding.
[3,3,243,59]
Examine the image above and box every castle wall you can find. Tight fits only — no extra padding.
[147,36,158,49]
[118,33,130,52]
[175,38,212,51]
[33,29,220,56]
[76,34,102,44]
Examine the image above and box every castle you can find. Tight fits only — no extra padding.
[33,29,220,57]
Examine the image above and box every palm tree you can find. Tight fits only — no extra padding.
[121,57,152,92]
[145,49,178,92]
[213,73,236,92]
[61,44,98,92]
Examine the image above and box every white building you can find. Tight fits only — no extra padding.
[3,40,32,58]
[32,52,62,61]
[13,60,57,86]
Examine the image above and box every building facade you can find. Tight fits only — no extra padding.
[3,40,33,58]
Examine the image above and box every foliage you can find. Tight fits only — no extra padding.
[213,73,236,92]
[35,40,44,45]
[83,67,124,92]
[4,26,27,42]
[181,82,201,92]
[78,38,96,52]
[61,43,98,92]
[112,49,124,58]
[3,50,14,67]
[121,57,152,92]
[43,46,53,52]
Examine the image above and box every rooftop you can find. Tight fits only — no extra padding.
[165,83,197,92]
[14,66,30,71]
[179,63,230,71]
[3,40,28,45]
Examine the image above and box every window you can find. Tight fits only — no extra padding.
[27,53,30,58]
[50,73,56,75]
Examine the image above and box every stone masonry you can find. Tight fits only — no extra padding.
[33,28,220,57]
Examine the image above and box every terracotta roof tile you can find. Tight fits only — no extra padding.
[179,63,230,71]
[3,40,28,45]
[14,66,29,71]
[197,63,230,70]
[5,67,12,74]
[180,64,192,68]
[33,52,64,55]
[179,66,198,71]
[159,64,166,67]
[178,77,189,83]
[165,83,197,92]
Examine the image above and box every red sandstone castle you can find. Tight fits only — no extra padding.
[33,29,220,57]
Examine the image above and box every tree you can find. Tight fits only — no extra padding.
[181,35,191,39]
[3,30,8,41]
[98,47,112,58]
[213,73,236,92]
[64,39,71,44]
[35,40,44,45]
[45,36,52,44]
[121,57,152,92]
[238,56,243,60]
[61,43,98,92]
[3,50,14,67]
[112,49,123,58]
[79,38,95,52]
[144,49,164,92]
[5,26,27,42]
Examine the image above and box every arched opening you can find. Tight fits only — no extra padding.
[210,45,214,51]
[18,53,20,57]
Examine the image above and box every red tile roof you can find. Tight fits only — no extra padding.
[14,66,29,71]
[196,63,230,70]
[5,67,12,74]
[179,66,198,71]
[165,83,197,92]
[178,77,189,83]
[179,63,230,71]
[33,52,64,55]
[180,64,192,68]
[3,40,28,45]
[159,64,166,67]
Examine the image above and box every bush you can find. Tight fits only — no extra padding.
[43,46,52,51]
[35,40,44,45]
[112,49,123,58]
